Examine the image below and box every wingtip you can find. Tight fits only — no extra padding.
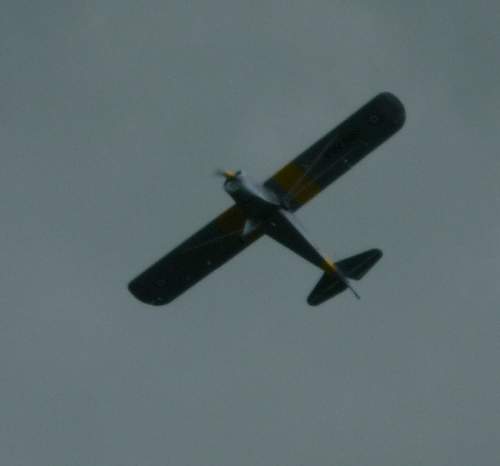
[128,279,169,306]
[307,293,323,306]
[377,92,406,128]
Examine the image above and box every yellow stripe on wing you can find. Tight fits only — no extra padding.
[215,206,247,234]
[271,162,322,206]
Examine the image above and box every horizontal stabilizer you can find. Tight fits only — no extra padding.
[337,248,383,280]
[307,273,348,306]
[307,249,382,306]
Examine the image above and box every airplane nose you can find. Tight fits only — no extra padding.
[224,179,240,193]
[215,169,241,180]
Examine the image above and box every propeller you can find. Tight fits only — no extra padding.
[214,169,241,179]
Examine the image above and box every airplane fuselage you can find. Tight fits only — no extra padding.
[223,174,282,219]
[222,171,337,275]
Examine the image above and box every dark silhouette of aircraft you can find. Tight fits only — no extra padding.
[129,93,405,306]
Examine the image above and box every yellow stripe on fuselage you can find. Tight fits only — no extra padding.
[323,256,337,274]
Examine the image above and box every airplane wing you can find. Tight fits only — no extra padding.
[264,92,406,211]
[128,205,262,305]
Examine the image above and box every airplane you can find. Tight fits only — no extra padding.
[128,92,406,306]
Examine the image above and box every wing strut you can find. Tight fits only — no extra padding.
[283,137,337,206]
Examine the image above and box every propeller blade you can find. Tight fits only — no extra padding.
[214,169,238,179]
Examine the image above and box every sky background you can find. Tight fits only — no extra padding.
[1,1,500,465]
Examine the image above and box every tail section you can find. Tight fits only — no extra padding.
[307,249,383,306]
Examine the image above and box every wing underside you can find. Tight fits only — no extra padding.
[264,92,406,210]
[128,206,261,305]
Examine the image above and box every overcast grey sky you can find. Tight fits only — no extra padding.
[1,1,500,465]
